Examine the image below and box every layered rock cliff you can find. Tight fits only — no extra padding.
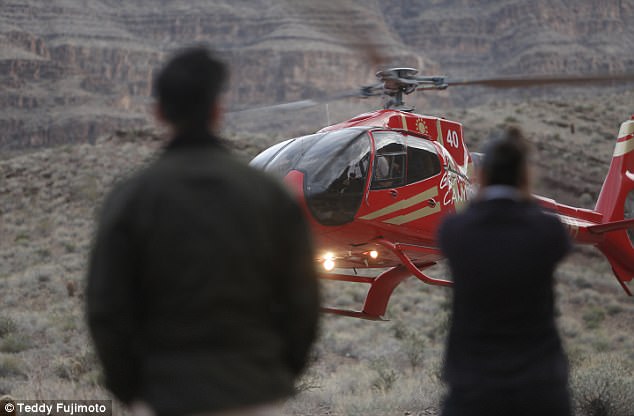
[382,0,634,76]
[1,0,632,150]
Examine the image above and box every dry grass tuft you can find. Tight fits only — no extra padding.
[571,353,634,416]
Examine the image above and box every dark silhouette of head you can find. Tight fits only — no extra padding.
[480,127,531,190]
[153,46,228,134]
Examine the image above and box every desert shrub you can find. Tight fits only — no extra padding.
[370,358,399,392]
[49,310,79,332]
[53,349,100,384]
[0,317,17,337]
[558,316,582,339]
[571,353,633,416]
[0,333,32,353]
[392,323,426,369]
[62,241,77,253]
[13,232,30,244]
[592,338,610,353]
[582,306,606,330]
[295,350,322,393]
[0,356,25,378]
[295,368,322,393]
[573,275,593,290]
[70,176,100,203]
[605,302,623,316]
[428,310,450,342]
[36,248,52,259]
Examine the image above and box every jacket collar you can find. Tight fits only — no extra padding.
[164,130,226,153]
[479,185,522,202]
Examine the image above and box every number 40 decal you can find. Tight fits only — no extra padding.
[446,130,460,148]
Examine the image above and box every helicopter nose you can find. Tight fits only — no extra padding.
[283,170,306,198]
[282,170,318,223]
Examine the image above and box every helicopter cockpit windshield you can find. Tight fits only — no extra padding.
[250,128,371,226]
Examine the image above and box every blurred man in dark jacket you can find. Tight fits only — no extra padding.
[438,128,572,416]
[86,46,320,416]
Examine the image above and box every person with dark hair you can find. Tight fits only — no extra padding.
[86,46,320,416]
[438,127,572,416]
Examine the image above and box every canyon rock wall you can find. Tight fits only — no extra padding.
[1,0,632,150]
[382,0,634,75]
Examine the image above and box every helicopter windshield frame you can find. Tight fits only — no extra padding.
[297,128,372,225]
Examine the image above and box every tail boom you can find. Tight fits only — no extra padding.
[537,116,634,295]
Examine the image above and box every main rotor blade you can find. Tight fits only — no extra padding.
[447,73,634,88]
[228,99,322,115]
[227,87,379,115]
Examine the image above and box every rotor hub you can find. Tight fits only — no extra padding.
[370,68,447,111]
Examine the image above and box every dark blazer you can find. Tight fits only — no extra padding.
[438,196,571,390]
[86,132,320,416]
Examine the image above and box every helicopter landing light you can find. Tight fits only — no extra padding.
[369,250,379,259]
[323,259,336,271]
[322,252,336,271]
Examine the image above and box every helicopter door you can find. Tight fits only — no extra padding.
[358,131,442,234]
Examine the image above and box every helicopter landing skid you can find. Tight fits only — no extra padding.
[374,239,453,287]
[320,266,412,320]
[320,241,453,320]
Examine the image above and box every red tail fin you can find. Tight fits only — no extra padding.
[594,115,634,295]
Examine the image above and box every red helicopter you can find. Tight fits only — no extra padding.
[248,68,634,320]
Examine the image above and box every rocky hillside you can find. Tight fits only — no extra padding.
[1,0,633,150]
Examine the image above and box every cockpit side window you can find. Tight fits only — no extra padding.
[406,138,441,184]
[371,131,406,189]
[370,131,441,189]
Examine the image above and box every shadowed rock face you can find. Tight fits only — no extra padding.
[1,0,632,150]
[380,0,634,76]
